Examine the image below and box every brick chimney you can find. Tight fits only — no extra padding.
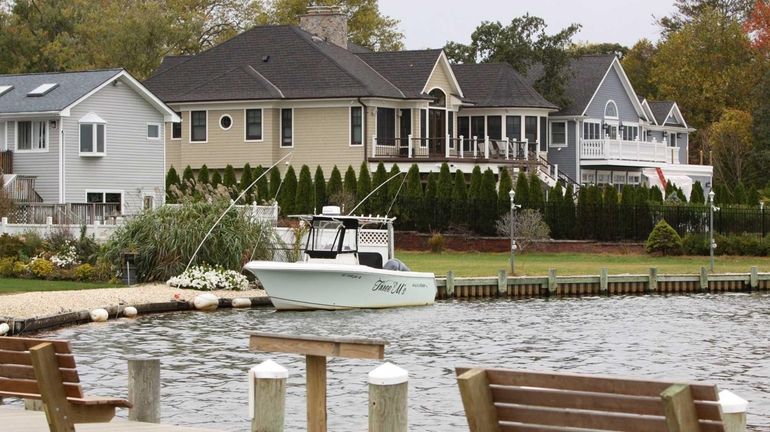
[299,5,348,49]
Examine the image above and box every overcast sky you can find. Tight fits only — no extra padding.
[379,0,677,49]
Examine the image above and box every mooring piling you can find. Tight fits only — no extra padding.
[128,358,161,423]
[249,360,288,432]
[368,362,408,432]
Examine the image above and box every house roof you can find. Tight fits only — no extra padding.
[646,100,686,126]
[355,49,443,99]
[451,63,558,110]
[0,69,122,114]
[144,25,406,102]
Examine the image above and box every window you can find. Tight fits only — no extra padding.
[627,173,641,185]
[219,115,232,130]
[550,122,567,147]
[448,112,454,147]
[583,121,601,140]
[429,88,446,108]
[350,106,363,146]
[143,195,154,210]
[147,123,160,139]
[86,191,122,212]
[613,172,627,185]
[399,109,411,144]
[604,100,618,118]
[376,108,395,146]
[458,116,469,139]
[281,108,293,147]
[16,121,47,151]
[172,112,181,139]
[245,109,262,141]
[597,171,611,185]
[581,171,596,185]
[622,125,639,141]
[525,116,538,143]
[420,109,426,142]
[487,116,502,140]
[190,110,207,142]
[80,123,105,155]
[506,116,521,142]
[27,83,58,97]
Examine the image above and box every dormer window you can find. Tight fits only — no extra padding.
[79,112,106,156]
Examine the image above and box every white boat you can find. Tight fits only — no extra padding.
[243,207,436,310]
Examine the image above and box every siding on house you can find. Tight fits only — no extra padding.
[62,79,165,214]
[678,132,689,163]
[9,118,60,202]
[583,67,640,124]
[548,120,577,181]
[0,121,5,150]
[425,59,456,96]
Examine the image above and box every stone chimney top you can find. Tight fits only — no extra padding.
[299,5,348,49]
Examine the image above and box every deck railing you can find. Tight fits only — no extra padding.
[371,135,539,161]
[0,150,12,175]
[5,175,42,202]
[11,203,121,225]
[581,138,679,164]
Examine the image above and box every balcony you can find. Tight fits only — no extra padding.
[581,138,680,164]
[370,135,538,162]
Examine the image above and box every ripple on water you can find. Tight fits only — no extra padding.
[32,293,770,431]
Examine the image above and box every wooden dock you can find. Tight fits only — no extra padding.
[0,406,220,431]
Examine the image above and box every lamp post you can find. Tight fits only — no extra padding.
[709,190,716,272]
[509,189,520,274]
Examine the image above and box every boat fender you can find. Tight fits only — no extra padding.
[90,308,109,322]
[231,298,252,308]
[123,306,138,318]
[193,293,219,311]
[383,258,411,272]
[0,322,9,335]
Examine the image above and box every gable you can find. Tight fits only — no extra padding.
[583,65,643,122]
[662,103,688,128]
[422,52,463,99]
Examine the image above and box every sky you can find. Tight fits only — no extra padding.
[378,0,678,49]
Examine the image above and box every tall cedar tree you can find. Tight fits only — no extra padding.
[602,185,620,240]
[634,185,653,241]
[327,166,343,199]
[436,163,453,230]
[268,169,282,202]
[467,166,483,225]
[451,170,468,227]
[254,165,269,203]
[733,183,748,204]
[165,166,180,203]
[514,171,529,208]
[278,166,297,216]
[562,184,576,239]
[401,164,423,230]
[423,173,438,231]
[181,165,194,193]
[240,163,253,203]
[690,181,705,204]
[649,186,664,202]
[386,164,402,218]
[223,165,237,199]
[344,166,357,198]
[294,165,314,214]
[497,169,513,218]
[620,185,636,239]
[748,187,760,205]
[356,162,372,214]
[528,173,544,210]
[313,166,326,213]
[371,162,389,216]
[197,165,210,185]
[547,182,564,238]
[478,168,498,235]
[576,186,590,239]
[211,170,222,189]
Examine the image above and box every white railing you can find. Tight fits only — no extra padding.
[581,139,680,164]
[370,135,537,161]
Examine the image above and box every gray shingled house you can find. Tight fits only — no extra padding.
[0,69,179,221]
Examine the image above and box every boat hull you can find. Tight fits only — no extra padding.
[243,261,436,310]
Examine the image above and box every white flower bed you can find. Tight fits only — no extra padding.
[167,265,250,291]
[50,244,79,268]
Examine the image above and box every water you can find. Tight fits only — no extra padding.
[38,294,770,431]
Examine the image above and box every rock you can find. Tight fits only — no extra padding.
[90,308,109,322]
[193,293,219,311]
[123,306,138,318]
[231,298,251,308]
[0,322,9,335]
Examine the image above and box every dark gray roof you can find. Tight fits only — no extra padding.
[451,63,557,110]
[355,49,442,99]
[0,69,122,114]
[346,41,371,54]
[525,54,616,116]
[154,55,193,76]
[144,25,405,102]
[647,100,681,125]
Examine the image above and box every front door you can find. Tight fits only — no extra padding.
[428,109,445,157]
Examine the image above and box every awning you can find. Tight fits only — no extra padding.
[642,168,693,199]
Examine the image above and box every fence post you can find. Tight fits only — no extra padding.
[497,269,507,296]
[445,134,450,158]
[472,136,478,158]
[249,360,288,432]
[128,358,161,423]
[699,267,708,292]
[484,136,489,159]
[371,135,377,158]
[600,268,609,294]
[407,134,413,158]
[547,269,557,296]
[368,363,408,432]
[459,135,464,158]
[0,217,6,235]
[648,268,658,293]
[750,266,758,291]
[446,271,455,298]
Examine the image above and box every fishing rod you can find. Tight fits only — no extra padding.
[347,170,406,216]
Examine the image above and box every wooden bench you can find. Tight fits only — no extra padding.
[456,367,726,432]
[0,337,131,432]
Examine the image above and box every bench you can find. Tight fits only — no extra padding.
[456,367,726,432]
[0,337,131,431]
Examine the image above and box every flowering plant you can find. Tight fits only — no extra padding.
[50,242,79,268]
[167,265,250,291]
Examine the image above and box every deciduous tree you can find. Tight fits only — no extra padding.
[622,39,658,99]
[710,109,755,186]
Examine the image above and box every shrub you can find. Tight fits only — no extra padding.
[0,257,15,276]
[495,209,550,252]
[682,233,709,255]
[50,242,79,268]
[167,264,250,291]
[18,231,45,260]
[12,261,28,277]
[73,263,95,281]
[0,234,24,258]
[29,258,55,279]
[53,268,77,281]
[427,232,445,254]
[645,220,682,255]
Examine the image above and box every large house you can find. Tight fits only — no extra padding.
[145,5,711,195]
[0,69,179,220]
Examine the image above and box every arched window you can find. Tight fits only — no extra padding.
[604,100,618,118]
[429,88,446,108]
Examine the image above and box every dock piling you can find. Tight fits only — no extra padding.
[599,268,609,294]
[547,269,557,296]
[446,271,455,298]
[128,358,161,423]
[699,267,708,292]
[648,268,658,293]
[750,267,758,291]
[497,270,507,296]
[249,360,288,432]
[368,363,408,432]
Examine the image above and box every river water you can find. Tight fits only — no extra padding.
[41,294,770,431]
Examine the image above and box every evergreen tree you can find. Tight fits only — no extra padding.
[748,187,760,206]
[675,185,687,203]
[547,182,564,238]
[602,185,620,240]
[278,166,297,216]
[223,164,237,199]
[562,184,576,239]
[689,181,705,204]
[197,164,210,185]
[649,185,664,202]
[343,165,357,198]
[165,166,180,203]
[371,162,389,216]
[468,166,483,224]
[240,163,253,203]
[268,168,282,202]
[423,173,438,231]
[436,163,453,230]
[450,170,468,227]
[211,170,222,189]
[733,183,748,205]
[294,165,314,214]
[576,186,590,239]
[313,166,326,213]
[181,165,194,194]
[665,180,675,199]
[327,166,343,200]
[386,164,402,218]
[356,162,372,214]
[620,185,636,239]
[497,168,513,219]
[401,164,423,230]
[528,173,544,210]
[634,185,653,241]
[254,165,269,203]
[478,168,498,235]
[514,171,529,208]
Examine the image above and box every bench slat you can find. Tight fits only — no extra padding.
[70,396,133,408]
[0,338,72,353]
[0,350,78,369]
[0,364,80,383]
[496,404,667,431]
[0,377,84,399]
[500,423,610,432]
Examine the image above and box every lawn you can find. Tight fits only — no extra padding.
[397,251,770,277]
[0,278,122,294]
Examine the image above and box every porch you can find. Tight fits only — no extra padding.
[10,202,123,225]
[370,135,537,162]
[581,138,680,164]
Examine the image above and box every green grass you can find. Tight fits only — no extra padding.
[0,278,123,294]
[397,251,770,277]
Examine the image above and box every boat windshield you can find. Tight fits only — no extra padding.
[304,218,358,259]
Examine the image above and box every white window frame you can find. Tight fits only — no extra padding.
[243,108,263,142]
[597,170,612,185]
[280,108,294,148]
[218,114,233,131]
[349,105,363,147]
[147,123,161,140]
[604,100,619,119]
[84,189,124,212]
[627,173,641,185]
[581,171,596,185]
[15,120,49,153]
[613,172,627,185]
[170,111,182,141]
[583,120,601,140]
[549,121,567,147]
[189,110,208,144]
[78,122,106,157]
